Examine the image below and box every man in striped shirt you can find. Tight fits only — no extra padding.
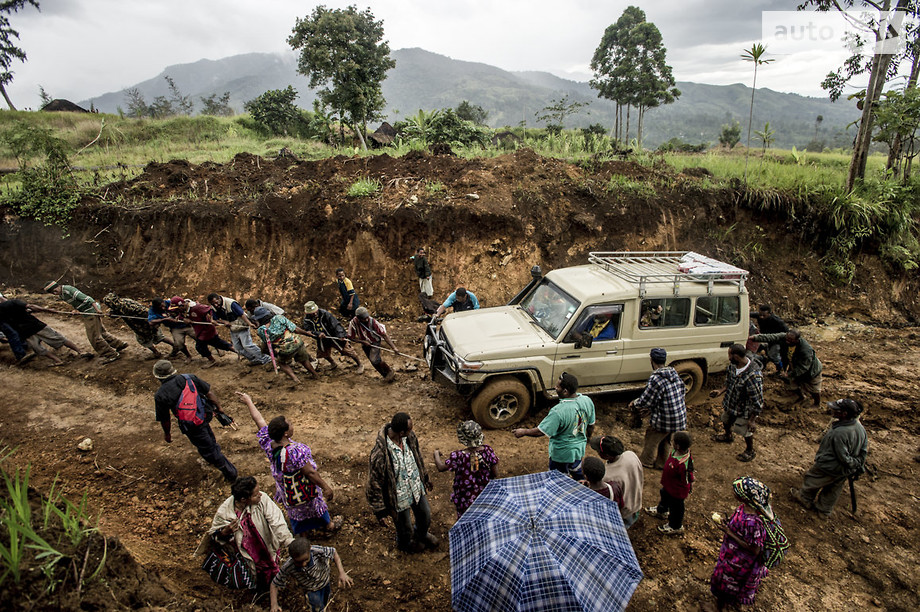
[44,281,127,364]
[270,538,352,612]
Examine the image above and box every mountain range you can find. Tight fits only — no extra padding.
[80,48,858,150]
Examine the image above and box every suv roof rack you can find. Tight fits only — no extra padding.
[587,251,748,298]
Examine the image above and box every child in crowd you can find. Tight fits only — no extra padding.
[580,455,624,510]
[434,421,499,517]
[646,431,694,535]
[270,537,353,612]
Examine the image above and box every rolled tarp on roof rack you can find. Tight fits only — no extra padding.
[587,251,748,297]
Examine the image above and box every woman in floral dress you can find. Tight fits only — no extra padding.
[434,421,499,517]
[238,392,342,535]
[708,477,788,610]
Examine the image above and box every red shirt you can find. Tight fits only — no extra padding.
[661,450,694,500]
[188,304,217,341]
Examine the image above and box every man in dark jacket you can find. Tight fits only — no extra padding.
[711,344,764,462]
[791,398,868,517]
[755,304,788,372]
[751,329,822,406]
[366,412,438,553]
[152,359,238,483]
[412,247,433,298]
[301,301,363,373]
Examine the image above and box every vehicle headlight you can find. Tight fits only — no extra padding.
[457,357,484,372]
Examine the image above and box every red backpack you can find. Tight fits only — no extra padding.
[175,375,207,426]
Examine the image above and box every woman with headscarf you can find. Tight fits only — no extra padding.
[201,476,294,591]
[707,477,789,610]
[433,421,499,517]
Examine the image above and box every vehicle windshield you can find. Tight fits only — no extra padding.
[519,279,579,338]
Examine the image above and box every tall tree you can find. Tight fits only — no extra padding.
[799,0,918,190]
[590,6,678,147]
[630,20,680,148]
[741,43,774,181]
[0,0,39,111]
[288,5,395,150]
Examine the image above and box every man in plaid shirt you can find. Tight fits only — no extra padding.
[630,348,687,469]
[711,344,764,462]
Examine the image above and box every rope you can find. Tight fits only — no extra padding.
[38,307,429,363]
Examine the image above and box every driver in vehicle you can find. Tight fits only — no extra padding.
[581,312,616,341]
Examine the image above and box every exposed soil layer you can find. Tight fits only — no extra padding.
[0,150,918,611]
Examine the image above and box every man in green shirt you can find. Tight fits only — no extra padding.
[513,372,596,480]
[44,281,127,364]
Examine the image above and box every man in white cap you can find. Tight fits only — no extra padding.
[301,301,363,372]
[347,307,397,382]
[152,359,238,482]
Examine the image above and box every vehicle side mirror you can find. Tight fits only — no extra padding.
[581,334,594,348]
[565,331,590,348]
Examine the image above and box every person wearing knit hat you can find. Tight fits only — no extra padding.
[590,435,644,528]
[301,301,363,373]
[790,398,868,517]
[45,281,127,364]
[434,421,499,517]
[346,307,398,382]
[629,347,688,470]
[152,359,238,483]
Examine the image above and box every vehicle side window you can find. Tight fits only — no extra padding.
[694,296,741,326]
[569,305,623,343]
[639,298,690,328]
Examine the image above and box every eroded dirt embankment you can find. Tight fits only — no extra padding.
[1,149,916,323]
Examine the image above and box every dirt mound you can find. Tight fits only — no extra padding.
[9,148,906,323]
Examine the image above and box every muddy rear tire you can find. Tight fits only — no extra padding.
[673,361,704,401]
[470,377,532,429]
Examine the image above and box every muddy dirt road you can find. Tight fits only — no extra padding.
[1,300,918,611]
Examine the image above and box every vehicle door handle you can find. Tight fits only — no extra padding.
[606,350,619,355]
[561,355,581,359]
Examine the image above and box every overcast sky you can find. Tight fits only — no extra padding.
[6,0,886,108]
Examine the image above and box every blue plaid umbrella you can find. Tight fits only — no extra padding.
[450,470,642,612]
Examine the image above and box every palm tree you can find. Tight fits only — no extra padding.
[741,43,774,182]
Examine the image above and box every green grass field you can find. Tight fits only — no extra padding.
[0,110,893,192]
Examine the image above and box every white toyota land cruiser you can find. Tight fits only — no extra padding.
[423,251,750,428]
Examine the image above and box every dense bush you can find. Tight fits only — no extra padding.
[657,137,708,153]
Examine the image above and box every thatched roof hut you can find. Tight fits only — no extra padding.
[40,99,89,113]
[368,122,397,148]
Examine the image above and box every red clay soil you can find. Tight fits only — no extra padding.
[0,149,918,611]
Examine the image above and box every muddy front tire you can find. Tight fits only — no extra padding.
[470,377,532,429]
[673,361,704,401]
